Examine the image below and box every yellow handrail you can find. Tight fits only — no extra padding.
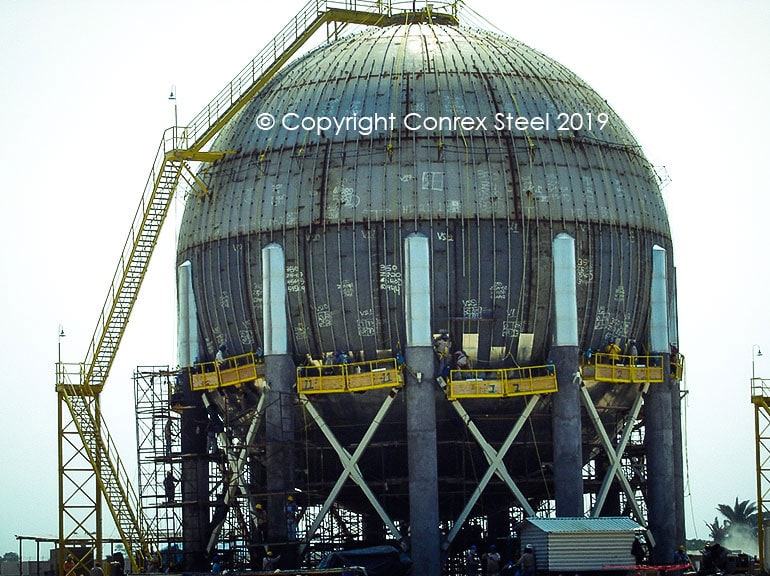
[189,352,264,391]
[447,365,558,399]
[297,357,402,394]
[593,353,665,383]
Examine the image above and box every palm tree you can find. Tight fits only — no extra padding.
[706,517,729,543]
[716,498,757,530]
[714,497,758,552]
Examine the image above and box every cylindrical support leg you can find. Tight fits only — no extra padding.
[179,369,210,571]
[406,346,440,576]
[551,233,583,517]
[647,245,676,563]
[551,346,584,516]
[264,355,296,544]
[403,233,440,576]
[671,382,685,546]
[645,368,675,563]
[261,242,297,562]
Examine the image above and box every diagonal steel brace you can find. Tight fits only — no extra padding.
[298,388,403,552]
[441,383,541,547]
[580,378,649,522]
[203,392,267,553]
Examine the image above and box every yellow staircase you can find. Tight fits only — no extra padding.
[58,0,460,567]
[57,372,154,568]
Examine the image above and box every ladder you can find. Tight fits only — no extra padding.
[57,0,460,569]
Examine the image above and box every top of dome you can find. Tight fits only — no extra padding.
[216,22,641,153]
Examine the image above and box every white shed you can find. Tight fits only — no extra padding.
[517,517,643,572]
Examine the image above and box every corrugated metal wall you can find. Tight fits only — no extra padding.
[543,533,636,571]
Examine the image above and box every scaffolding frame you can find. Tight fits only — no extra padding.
[134,367,183,551]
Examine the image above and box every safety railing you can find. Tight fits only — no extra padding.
[593,353,665,383]
[297,357,403,394]
[178,0,371,151]
[752,376,770,400]
[189,352,265,391]
[174,0,459,152]
[55,362,96,393]
[446,365,558,399]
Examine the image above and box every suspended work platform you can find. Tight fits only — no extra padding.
[189,352,265,391]
[297,358,403,394]
[592,353,665,383]
[446,365,558,399]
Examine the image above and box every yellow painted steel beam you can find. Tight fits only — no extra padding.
[165,149,233,162]
[752,384,770,573]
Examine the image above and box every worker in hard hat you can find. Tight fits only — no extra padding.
[262,550,280,571]
[215,344,228,368]
[672,545,690,576]
[286,495,298,540]
[464,545,481,576]
[518,545,536,576]
[255,502,267,541]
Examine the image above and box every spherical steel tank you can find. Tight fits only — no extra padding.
[177,21,674,516]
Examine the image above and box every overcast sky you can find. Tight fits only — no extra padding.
[1,0,769,559]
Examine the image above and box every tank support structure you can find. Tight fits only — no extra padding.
[144,237,686,572]
[645,246,677,564]
[439,386,543,555]
[297,389,404,552]
[404,233,442,576]
[551,233,585,516]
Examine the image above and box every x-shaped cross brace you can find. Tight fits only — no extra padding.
[203,392,267,553]
[440,379,542,548]
[298,388,403,553]
[580,376,649,525]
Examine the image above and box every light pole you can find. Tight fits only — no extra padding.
[753,343,767,572]
[57,325,66,384]
[753,344,763,385]
[169,85,178,146]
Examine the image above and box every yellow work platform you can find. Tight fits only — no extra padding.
[592,353,664,383]
[447,365,558,400]
[189,352,265,391]
[297,358,402,394]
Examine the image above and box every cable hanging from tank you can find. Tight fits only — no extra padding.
[465,27,537,362]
